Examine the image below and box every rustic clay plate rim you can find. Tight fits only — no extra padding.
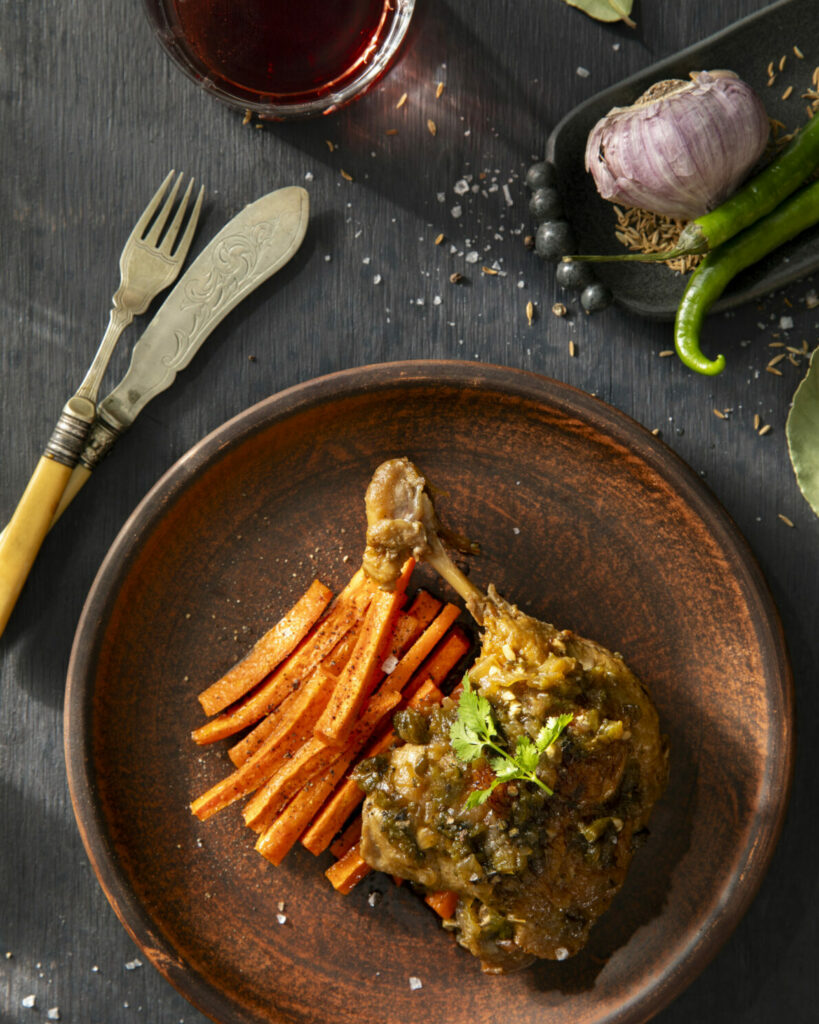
[64,360,794,1024]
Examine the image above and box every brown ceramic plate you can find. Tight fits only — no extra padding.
[65,361,793,1024]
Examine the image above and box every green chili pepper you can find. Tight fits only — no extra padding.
[569,111,819,264]
[674,178,819,375]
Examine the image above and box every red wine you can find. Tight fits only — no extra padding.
[172,0,397,100]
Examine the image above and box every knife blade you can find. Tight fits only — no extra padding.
[51,185,309,521]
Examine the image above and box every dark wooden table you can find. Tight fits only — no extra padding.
[1,1,817,1021]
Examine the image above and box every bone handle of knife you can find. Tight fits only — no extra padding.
[0,457,74,636]
[50,465,93,528]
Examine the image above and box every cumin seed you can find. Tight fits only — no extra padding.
[659,350,675,357]
[526,301,534,325]
[778,513,795,527]
[794,45,805,59]
[340,169,353,181]
[782,85,794,100]
[436,82,444,98]
[326,140,335,152]
[766,365,784,376]
[396,92,408,108]
[427,119,437,136]
[754,414,761,430]
[434,233,445,245]
[767,353,786,367]
[481,266,498,275]
[779,55,787,71]
[242,109,252,125]
[713,408,726,419]
[569,340,576,357]
[759,424,772,436]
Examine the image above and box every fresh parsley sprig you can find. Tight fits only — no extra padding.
[449,675,573,809]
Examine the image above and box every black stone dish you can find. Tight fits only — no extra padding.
[546,0,818,320]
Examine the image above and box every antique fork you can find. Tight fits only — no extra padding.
[0,171,205,636]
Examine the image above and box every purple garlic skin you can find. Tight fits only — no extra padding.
[585,71,770,220]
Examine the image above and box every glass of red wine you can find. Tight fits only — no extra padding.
[143,0,417,119]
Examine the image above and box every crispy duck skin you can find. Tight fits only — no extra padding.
[355,458,669,973]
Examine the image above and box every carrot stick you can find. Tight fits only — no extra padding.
[380,603,461,694]
[425,890,459,919]
[401,626,471,701]
[246,686,401,834]
[386,612,422,660]
[301,679,444,856]
[253,688,402,862]
[313,566,412,746]
[197,579,333,716]
[405,590,443,629]
[329,818,362,859]
[193,572,374,746]
[325,842,371,894]
[190,668,335,821]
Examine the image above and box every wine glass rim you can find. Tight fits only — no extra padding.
[141,0,417,120]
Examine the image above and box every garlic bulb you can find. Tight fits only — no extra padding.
[585,71,769,220]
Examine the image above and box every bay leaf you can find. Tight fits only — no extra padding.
[786,347,819,518]
[562,0,636,27]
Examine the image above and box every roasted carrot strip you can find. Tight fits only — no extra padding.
[329,818,362,859]
[425,890,459,919]
[254,688,402,862]
[193,573,374,746]
[401,626,471,701]
[197,579,333,716]
[325,842,371,894]
[380,602,461,694]
[405,589,443,630]
[314,565,413,746]
[190,668,335,821]
[301,679,444,856]
[246,686,401,834]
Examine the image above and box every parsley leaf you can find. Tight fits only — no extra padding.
[449,675,573,805]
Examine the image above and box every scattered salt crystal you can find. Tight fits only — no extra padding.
[124,959,142,971]
[517,280,525,289]
[409,976,423,991]
[576,66,591,78]
[465,251,479,264]
[324,254,332,262]
[779,316,794,330]
[806,289,818,309]
[276,913,287,925]
[381,654,399,674]
[277,900,286,912]
[555,947,569,961]
[373,274,382,285]
[4,952,11,959]
[450,205,463,219]
[433,295,442,306]
[22,995,36,1009]
[304,171,314,182]
[512,527,521,535]
[47,1010,61,1021]
[436,192,446,203]
[91,965,99,973]
[502,183,514,207]
[612,42,621,51]
[453,179,470,196]
[367,890,382,907]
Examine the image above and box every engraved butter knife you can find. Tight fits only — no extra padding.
[0,186,308,637]
[52,185,309,522]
